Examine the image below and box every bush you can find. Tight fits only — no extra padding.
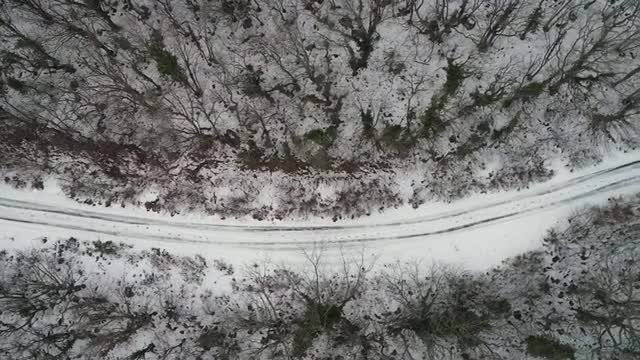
[292,302,348,357]
[360,109,376,139]
[5,77,28,94]
[420,97,447,138]
[380,125,403,146]
[148,29,185,82]
[504,82,546,107]
[444,58,466,96]
[526,335,575,360]
[305,126,337,147]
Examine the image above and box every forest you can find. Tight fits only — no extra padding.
[1,0,639,219]
[0,196,638,359]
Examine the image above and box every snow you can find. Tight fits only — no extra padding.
[1,150,638,270]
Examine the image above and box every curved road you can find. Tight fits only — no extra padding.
[1,158,639,269]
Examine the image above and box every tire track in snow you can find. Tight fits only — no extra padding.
[0,171,638,251]
[1,160,639,232]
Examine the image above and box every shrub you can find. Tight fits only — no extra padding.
[522,6,544,39]
[380,125,403,146]
[504,82,546,107]
[444,58,466,96]
[454,133,485,158]
[492,115,520,141]
[360,109,376,139]
[5,77,28,94]
[292,302,348,357]
[420,98,447,138]
[86,240,131,257]
[526,335,575,360]
[147,29,185,82]
[470,88,504,108]
[305,126,337,147]
[15,37,50,65]
[113,36,133,50]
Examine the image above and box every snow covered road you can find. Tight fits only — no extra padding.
[1,155,639,270]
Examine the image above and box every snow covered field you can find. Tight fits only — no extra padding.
[3,1,640,357]
[1,152,638,270]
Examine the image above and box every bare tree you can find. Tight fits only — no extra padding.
[236,247,374,358]
[407,0,483,43]
[573,241,640,358]
[304,0,397,74]
[472,0,525,52]
[381,262,508,359]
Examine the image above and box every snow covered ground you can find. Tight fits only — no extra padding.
[1,151,639,270]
